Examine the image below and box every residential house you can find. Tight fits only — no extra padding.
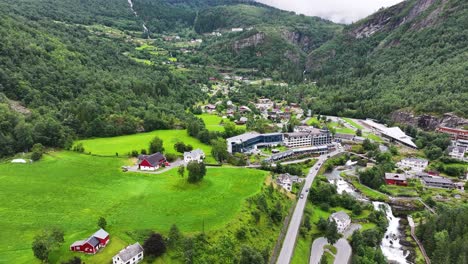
[436,126,468,140]
[138,153,166,171]
[204,104,216,113]
[397,157,428,172]
[235,117,248,125]
[329,211,351,233]
[421,176,455,189]
[112,243,144,264]
[70,229,110,254]
[184,149,205,163]
[448,146,467,162]
[276,173,301,191]
[385,173,408,186]
[239,106,251,113]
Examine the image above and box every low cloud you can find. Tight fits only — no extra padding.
[255,0,404,24]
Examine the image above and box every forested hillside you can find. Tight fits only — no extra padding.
[0,0,213,157]
[305,0,468,120]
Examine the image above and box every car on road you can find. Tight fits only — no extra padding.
[315,167,318,170]
[300,194,304,199]
[327,155,330,158]
[305,188,309,192]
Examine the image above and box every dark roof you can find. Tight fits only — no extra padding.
[86,236,100,247]
[138,153,165,167]
[422,176,453,185]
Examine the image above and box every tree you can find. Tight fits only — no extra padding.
[211,138,228,163]
[168,224,182,248]
[187,161,206,183]
[143,233,167,257]
[32,228,64,262]
[174,141,186,153]
[239,246,264,264]
[31,143,45,161]
[317,217,328,232]
[97,217,107,229]
[178,165,185,178]
[325,220,340,245]
[149,136,164,153]
[61,257,82,264]
[356,128,362,136]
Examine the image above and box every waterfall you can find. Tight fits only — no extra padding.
[373,202,411,264]
[127,0,149,37]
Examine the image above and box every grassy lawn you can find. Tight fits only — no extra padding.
[197,113,247,132]
[336,128,356,135]
[0,152,267,263]
[382,185,419,197]
[364,133,383,142]
[74,129,215,163]
[342,118,364,130]
[345,177,389,202]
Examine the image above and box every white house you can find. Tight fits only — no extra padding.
[329,211,351,233]
[397,157,428,172]
[448,146,467,162]
[276,173,301,191]
[184,149,205,163]
[113,243,144,264]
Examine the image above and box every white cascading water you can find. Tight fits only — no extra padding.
[127,0,149,37]
[373,202,411,264]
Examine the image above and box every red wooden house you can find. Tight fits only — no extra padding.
[138,153,167,171]
[385,173,408,186]
[70,229,110,254]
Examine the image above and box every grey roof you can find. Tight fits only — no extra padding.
[70,240,86,247]
[93,228,109,240]
[227,132,260,143]
[138,153,166,167]
[184,149,204,158]
[116,243,144,262]
[86,236,100,247]
[422,176,454,184]
[284,132,311,138]
[449,146,466,153]
[330,211,350,222]
[385,173,407,181]
[402,157,428,163]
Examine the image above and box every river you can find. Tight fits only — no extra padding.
[325,166,412,263]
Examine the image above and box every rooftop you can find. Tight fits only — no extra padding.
[226,132,260,143]
[115,243,144,262]
[385,173,407,181]
[422,176,454,185]
[330,211,350,222]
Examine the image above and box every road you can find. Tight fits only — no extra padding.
[333,239,351,264]
[310,224,360,264]
[309,237,327,264]
[276,150,341,264]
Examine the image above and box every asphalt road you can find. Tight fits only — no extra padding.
[276,150,340,264]
[334,238,352,264]
[309,237,327,264]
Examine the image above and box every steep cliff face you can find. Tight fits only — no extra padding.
[281,30,312,52]
[391,111,468,130]
[350,0,444,39]
[232,32,265,51]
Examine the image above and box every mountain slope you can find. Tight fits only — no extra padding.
[305,0,468,120]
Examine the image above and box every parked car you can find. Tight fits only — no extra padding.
[300,194,304,199]
[305,188,309,193]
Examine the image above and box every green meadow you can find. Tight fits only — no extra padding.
[75,129,216,163]
[197,113,246,132]
[0,152,267,263]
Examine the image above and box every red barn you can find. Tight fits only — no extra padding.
[70,229,109,254]
[385,173,408,186]
[138,153,166,171]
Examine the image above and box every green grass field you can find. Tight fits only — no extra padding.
[342,118,364,130]
[336,128,356,135]
[0,152,267,263]
[75,129,216,163]
[197,113,246,132]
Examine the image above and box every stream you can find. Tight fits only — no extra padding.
[325,166,411,263]
[127,0,149,37]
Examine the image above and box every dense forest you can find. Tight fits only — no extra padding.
[416,205,468,263]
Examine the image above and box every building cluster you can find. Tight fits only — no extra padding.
[226,128,332,154]
[70,229,145,263]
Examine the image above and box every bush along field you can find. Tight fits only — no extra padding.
[0,151,289,263]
